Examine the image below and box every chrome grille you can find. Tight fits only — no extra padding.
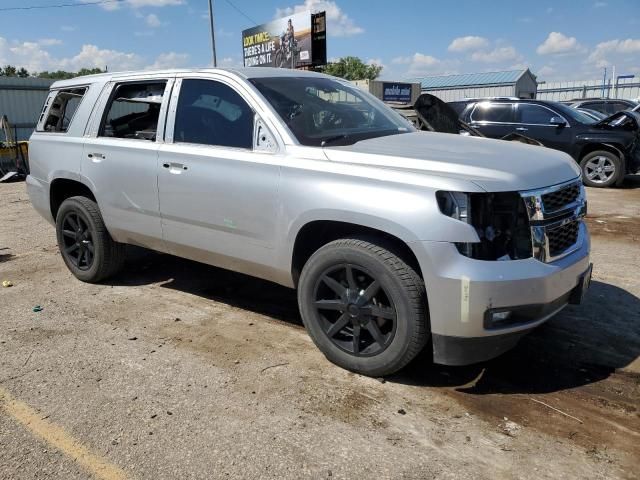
[547,220,580,257]
[541,183,580,213]
[520,180,586,263]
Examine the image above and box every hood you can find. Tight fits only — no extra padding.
[323,131,580,192]
[593,110,640,129]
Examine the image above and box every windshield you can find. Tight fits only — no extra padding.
[548,102,597,125]
[249,76,414,146]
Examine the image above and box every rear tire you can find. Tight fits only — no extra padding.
[298,237,428,377]
[55,196,125,283]
[580,150,623,188]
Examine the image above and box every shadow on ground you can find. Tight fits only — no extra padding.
[107,247,640,396]
[621,174,640,189]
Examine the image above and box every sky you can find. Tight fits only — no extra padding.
[0,0,639,82]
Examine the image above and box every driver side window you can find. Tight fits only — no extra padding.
[174,79,253,149]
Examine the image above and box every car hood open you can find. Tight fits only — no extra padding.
[323,131,581,192]
[592,110,640,129]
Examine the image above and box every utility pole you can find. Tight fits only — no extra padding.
[208,0,217,67]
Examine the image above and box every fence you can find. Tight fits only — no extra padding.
[536,76,640,102]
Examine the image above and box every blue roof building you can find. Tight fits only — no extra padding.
[412,69,538,102]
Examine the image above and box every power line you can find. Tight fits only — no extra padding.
[222,0,257,26]
[0,0,123,12]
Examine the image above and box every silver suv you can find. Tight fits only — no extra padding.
[27,68,592,376]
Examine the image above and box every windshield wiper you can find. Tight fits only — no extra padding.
[320,134,349,147]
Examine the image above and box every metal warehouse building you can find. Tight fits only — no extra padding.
[0,77,55,141]
[414,69,538,102]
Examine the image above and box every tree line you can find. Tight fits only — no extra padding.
[0,56,382,81]
[0,65,105,79]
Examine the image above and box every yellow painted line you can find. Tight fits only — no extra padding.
[0,386,129,480]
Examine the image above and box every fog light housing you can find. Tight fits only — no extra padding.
[492,311,512,321]
[485,310,513,329]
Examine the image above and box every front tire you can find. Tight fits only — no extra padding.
[55,196,125,283]
[580,150,623,188]
[298,237,428,376]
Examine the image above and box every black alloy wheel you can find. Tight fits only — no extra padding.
[313,263,397,357]
[55,196,125,283]
[60,211,95,271]
[298,237,428,377]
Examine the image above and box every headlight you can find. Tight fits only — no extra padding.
[436,190,532,261]
[436,191,470,223]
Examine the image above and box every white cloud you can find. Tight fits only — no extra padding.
[145,13,162,27]
[391,52,458,77]
[38,38,63,47]
[148,52,190,69]
[471,46,521,63]
[537,32,581,55]
[587,38,640,67]
[447,36,489,52]
[538,65,555,77]
[593,1,608,7]
[274,0,363,37]
[367,58,384,68]
[0,36,188,73]
[61,25,76,32]
[62,44,145,71]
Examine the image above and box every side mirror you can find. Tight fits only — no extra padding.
[549,116,567,127]
[253,116,278,153]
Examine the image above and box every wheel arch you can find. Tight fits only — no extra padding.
[579,142,626,167]
[290,219,423,288]
[49,178,97,221]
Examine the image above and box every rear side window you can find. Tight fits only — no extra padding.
[518,104,556,124]
[581,102,607,114]
[99,81,167,141]
[470,103,514,123]
[38,87,87,133]
[610,102,632,114]
[173,79,254,149]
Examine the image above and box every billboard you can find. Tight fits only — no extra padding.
[242,11,326,69]
[382,82,413,103]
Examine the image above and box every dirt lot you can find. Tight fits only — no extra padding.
[1,178,639,480]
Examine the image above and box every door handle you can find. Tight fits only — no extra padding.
[88,153,105,159]
[515,127,528,132]
[162,162,188,171]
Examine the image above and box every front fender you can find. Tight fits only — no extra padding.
[274,166,481,285]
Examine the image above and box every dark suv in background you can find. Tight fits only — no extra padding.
[562,98,638,116]
[454,98,640,187]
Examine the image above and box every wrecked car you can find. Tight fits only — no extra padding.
[392,93,543,146]
[456,98,640,187]
[27,68,591,376]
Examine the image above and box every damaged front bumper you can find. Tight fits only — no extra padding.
[410,222,591,366]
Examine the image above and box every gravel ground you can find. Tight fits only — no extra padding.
[0,178,639,480]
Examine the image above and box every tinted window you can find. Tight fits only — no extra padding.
[39,87,87,133]
[250,77,413,147]
[174,79,253,149]
[518,104,556,124]
[580,102,607,114]
[470,103,514,123]
[100,81,166,141]
[611,102,632,113]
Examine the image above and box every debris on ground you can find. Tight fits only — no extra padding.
[2,280,13,287]
[500,418,522,437]
[32,305,42,312]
